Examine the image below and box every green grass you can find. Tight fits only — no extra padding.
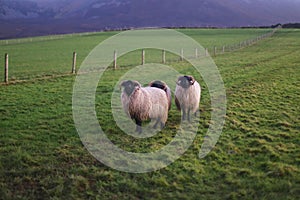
[0,32,118,80]
[0,29,299,199]
[178,28,272,47]
[0,28,271,81]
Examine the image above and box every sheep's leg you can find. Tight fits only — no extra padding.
[187,109,191,122]
[182,109,186,121]
[160,122,165,130]
[135,119,142,133]
[153,118,161,129]
[194,109,200,117]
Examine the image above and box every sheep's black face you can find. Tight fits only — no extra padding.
[177,76,195,89]
[150,80,167,91]
[121,80,140,96]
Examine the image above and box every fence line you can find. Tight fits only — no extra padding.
[206,26,281,56]
[0,31,102,46]
[110,26,280,67]
[0,27,280,47]
[2,27,280,83]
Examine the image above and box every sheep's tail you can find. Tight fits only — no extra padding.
[175,96,181,111]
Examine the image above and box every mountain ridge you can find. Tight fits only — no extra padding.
[1,0,300,39]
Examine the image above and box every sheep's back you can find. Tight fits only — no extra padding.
[144,87,169,122]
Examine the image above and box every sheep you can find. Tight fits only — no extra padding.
[120,80,169,133]
[175,75,201,121]
[149,80,172,111]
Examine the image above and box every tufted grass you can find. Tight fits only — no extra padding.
[0,29,299,199]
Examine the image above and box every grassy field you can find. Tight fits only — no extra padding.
[0,29,299,199]
[0,28,271,81]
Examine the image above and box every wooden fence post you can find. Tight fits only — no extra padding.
[214,46,217,56]
[180,48,184,61]
[195,48,198,58]
[72,52,77,74]
[222,46,225,54]
[4,53,8,83]
[205,48,208,57]
[114,50,117,69]
[162,49,166,64]
[142,49,145,65]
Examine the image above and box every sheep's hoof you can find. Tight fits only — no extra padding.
[153,121,165,130]
[153,123,158,129]
[136,126,142,133]
[194,110,200,117]
[188,115,191,122]
[160,122,165,130]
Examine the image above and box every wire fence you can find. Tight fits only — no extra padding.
[1,26,281,84]
[207,26,281,56]
[0,31,102,46]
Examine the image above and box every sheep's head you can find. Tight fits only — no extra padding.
[149,80,167,92]
[121,80,141,96]
[177,75,195,89]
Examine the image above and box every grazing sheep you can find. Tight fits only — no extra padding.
[121,80,169,133]
[175,75,201,121]
[149,80,172,110]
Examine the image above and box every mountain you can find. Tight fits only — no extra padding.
[1,0,300,39]
[0,0,54,19]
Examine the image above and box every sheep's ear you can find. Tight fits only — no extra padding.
[120,80,128,88]
[120,81,125,89]
[177,76,184,85]
[120,81,125,86]
[188,76,195,85]
[132,81,141,88]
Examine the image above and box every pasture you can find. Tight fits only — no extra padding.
[0,28,299,199]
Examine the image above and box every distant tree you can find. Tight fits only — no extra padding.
[271,23,282,28]
[282,23,300,28]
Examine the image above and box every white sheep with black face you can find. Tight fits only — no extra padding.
[149,80,172,111]
[175,75,201,121]
[121,80,169,133]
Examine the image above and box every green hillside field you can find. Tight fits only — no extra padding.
[0,28,299,199]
